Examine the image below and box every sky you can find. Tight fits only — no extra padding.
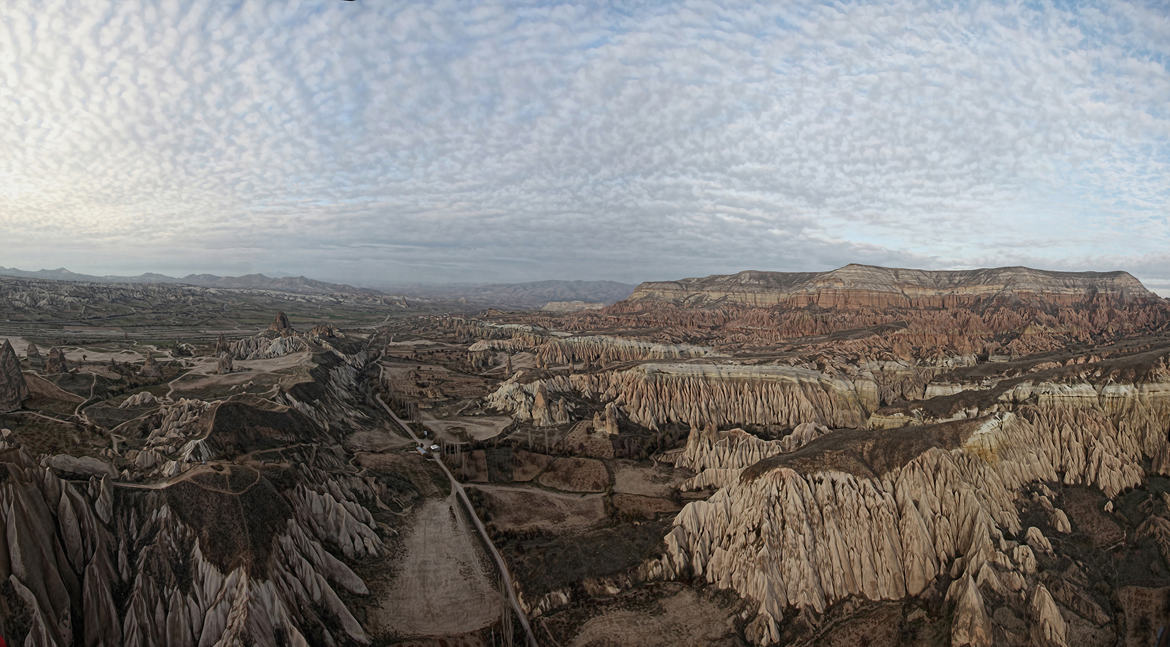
[1,1,1169,293]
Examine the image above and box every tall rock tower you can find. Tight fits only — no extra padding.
[0,339,30,412]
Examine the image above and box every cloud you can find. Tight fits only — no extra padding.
[0,0,1168,287]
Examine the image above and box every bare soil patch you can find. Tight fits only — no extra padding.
[370,495,503,638]
[470,484,607,535]
[612,460,687,498]
[537,457,609,493]
[612,493,679,519]
[504,519,671,601]
[565,585,739,647]
[422,412,511,442]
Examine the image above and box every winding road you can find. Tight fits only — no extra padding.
[374,391,539,647]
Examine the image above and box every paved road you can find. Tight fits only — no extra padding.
[374,392,539,647]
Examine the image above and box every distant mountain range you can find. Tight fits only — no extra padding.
[0,266,375,296]
[380,280,636,308]
[0,267,636,307]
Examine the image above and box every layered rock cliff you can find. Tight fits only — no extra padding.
[630,264,1157,308]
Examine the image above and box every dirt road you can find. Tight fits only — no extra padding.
[375,390,538,647]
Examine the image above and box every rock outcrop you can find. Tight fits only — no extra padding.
[139,353,162,379]
[0,339,30,412]
[229,334,309,361]
[486,362,874,431]
[217,352,234,374]
[0,345,396,647]
[46,346,68,373]
[269,311,292,334]
[649,396,1170,644]
[0,444,382,647]
[466,325,717,370]
[25,341,42,369]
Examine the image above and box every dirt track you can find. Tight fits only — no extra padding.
[371,495,502,636]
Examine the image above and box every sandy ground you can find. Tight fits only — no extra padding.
[470,484,607,534]
[422,412,511,442]
[372,495,502,637]
[62,347,148,362]
[168,351,310,391]
[568,587,738,647]
[612,460,689,498]
[234,350,311,373]
[537,457,610,493]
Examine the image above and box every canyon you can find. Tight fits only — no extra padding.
[0,264,1168,646]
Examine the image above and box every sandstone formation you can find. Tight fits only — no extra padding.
[466,323,716,370]
[269,311,292,334]
[487,362,873,431]
[139,353,162,378]
[25,341,42,369]
[0,339,402,646]
[46,346,68,373]
[0,443,380,647]
[229,334,309,360]
[217,352,234,374]
[643,394,1170,644]
[631,264,1156,308]
[308,324,337,339]
[0,339,30,412]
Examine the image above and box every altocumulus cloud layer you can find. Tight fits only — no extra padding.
[1,1,1169,290]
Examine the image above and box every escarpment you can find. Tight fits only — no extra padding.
[493,267,1170,365]
[630,264,1156,308]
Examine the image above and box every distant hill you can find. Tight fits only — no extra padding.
[390,280,636,309]
[0,266,375,296]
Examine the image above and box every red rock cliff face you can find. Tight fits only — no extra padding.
[487,266,1170,363]
[629,264,1156,309]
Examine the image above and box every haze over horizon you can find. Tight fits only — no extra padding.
[3,1,1169,292]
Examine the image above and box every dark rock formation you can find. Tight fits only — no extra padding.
[139,353,162,379]
[25,342,44,371]
[309,324,336,338]
[45,346,68,373]
[269,311,292,334]
[0,339,29,412]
